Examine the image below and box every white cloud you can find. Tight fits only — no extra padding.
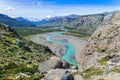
[2,6,14,11]
[0,0,120,19]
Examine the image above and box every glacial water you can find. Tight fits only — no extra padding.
[46,31,78,66]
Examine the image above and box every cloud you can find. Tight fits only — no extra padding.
[2,6,14,11]
[0,0,120,19]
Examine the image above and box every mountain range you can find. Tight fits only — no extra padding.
[14,11,117,27]
[0,10,119,29]
[0,11,117,35]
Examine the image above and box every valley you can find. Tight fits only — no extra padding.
[0,6,120,79]
[31,30,87,67]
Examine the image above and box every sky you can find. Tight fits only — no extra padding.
[0,0,120,20]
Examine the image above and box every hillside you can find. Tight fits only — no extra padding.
[0,23,53,79]
[77,25,120,79]
[0,14,34,27]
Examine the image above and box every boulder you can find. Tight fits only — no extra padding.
[45,69,74,80]
[61,73,74,80]
[38,56,69,73]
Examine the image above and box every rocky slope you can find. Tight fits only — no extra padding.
[77,25,120,79]
[0,23,53,79]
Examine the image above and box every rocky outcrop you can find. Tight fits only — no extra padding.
[45,69,74,80]
[38,56,70,73]
[79,25,120,70]
[0,23,22,39]
[77,25,120,80]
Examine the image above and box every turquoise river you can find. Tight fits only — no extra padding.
[46,31,78,66]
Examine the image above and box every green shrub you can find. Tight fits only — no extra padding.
[98,58,108,66]
[111,68,120,73]
[81,67,103,79]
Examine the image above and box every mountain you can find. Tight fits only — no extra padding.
[13,11,117,28]
[15,17,35,26]
[33,15,80,26]
[12,10,119,34]
[33,12,113,27]
[0,23,53,79]
[0,14,34,27]
[32,10,119,35]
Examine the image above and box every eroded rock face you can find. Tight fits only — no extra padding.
[79,25,120,70]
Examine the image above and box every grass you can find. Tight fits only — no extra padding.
[65,31,90,38]
[98,58,109,66]
[81,67,103,80]
[15,26,91,39]
[64,26,97,35]
[72,67,104,80]
[0,28,53,79]
[15,27,62,36]
[64,26,91,38]
[110,68,120,73]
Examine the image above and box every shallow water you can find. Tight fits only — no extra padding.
[46,31,78,66]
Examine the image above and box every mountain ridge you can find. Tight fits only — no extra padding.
[0,14,35,27]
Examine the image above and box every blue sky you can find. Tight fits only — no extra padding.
[0,0,120,20]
